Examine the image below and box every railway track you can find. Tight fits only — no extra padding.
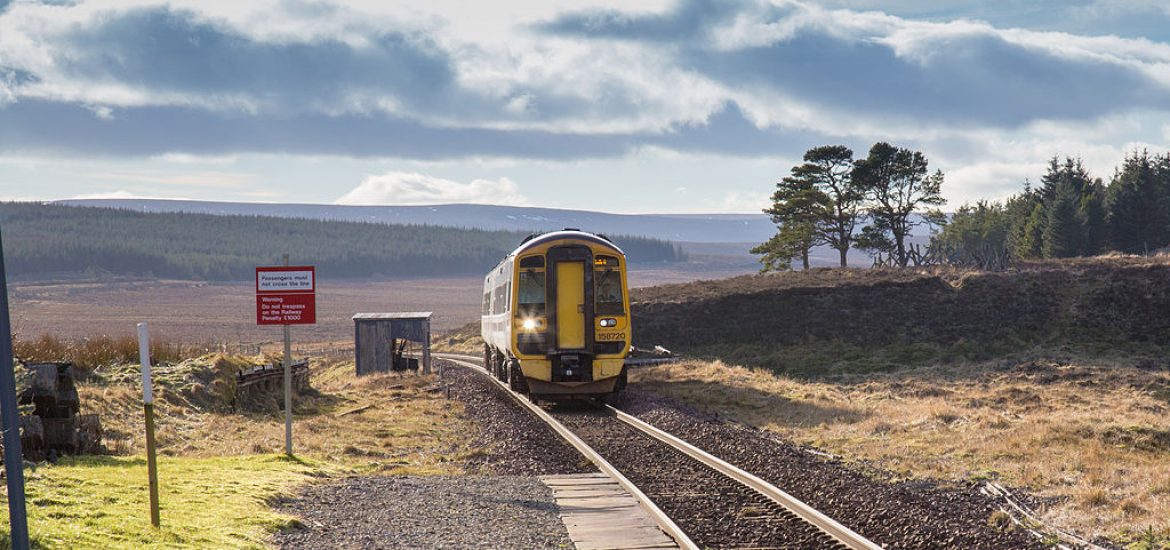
[436,353,883,550]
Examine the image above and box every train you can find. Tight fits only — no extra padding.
[481,229,631,400]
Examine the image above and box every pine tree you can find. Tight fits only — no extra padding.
[754,145,863,269]
[1044,183,1082,258]
[1079,180,1108,255]
[1107,150,1170,254]
[1036,156,1096,257]
[750,224,817,271]
[853,142,947,266]
[755,171,828,270]
[1021,203,1046,258]
[796,145,864,267]
[1006,185,1045,259]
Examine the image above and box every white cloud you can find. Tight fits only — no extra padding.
[8,0,1163,143]
[335,171,530,206]
[942,162,1041,205]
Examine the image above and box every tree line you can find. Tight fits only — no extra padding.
[0,203,687,280]
[933,152,1170,265]
[757,144,1170,271]
[753,142,946,270]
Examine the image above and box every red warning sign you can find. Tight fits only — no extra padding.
[255,266,316,325]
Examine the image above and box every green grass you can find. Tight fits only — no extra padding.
[0,454,333,549]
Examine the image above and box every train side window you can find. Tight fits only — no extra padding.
[595,269,624,315]
[483,292,491,316]
[517,269,546,317]
[494,284,506,315]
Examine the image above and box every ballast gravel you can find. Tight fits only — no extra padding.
[274,475,572,549]
[610,387,1047,550]
[443,361,596,476]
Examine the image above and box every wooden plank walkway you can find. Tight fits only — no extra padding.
[541,473,679,550]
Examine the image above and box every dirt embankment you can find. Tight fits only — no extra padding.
[631,257,1170,373]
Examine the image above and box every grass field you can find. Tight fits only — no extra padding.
[4,454,328,549]
[631,354,1170,546]
[0,352,479,548]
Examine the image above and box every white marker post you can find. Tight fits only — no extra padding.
[137,322,160,528]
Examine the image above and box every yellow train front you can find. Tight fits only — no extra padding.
[481,229,631,399]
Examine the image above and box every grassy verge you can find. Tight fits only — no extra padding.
[631,354,1170,547]
[0,351,481,548]
[1,454,330,549]
[82,355,472,474]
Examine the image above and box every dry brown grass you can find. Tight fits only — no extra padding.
[631,357,1170,544]
[432,321,483,354]
[14,333,190,374]
[81,354,474,475]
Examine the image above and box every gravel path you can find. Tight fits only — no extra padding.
[274,360,591,549]
[610,387,1046,550]
[274,476,572,549]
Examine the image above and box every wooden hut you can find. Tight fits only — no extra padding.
[352,312,432,376]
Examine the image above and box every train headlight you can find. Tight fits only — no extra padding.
[599,318,617,327]
[522,318,538,330]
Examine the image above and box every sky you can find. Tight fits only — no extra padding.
[1,0,1169,214]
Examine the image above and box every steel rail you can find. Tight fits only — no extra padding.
[436,352,883,550]
[604,404,884,550]
[438,354,700,550]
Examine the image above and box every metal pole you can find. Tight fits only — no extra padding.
[282,254,293,457]
[0,222,30,549]
[137,323,160,528]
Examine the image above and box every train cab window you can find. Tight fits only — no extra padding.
[483,292,491,316]
[594,259,624,315]
[517,269,546,316]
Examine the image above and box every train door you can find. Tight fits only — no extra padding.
[547,245,594,354]
[555,261,586,349]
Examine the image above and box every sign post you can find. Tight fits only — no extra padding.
[255,260,315,457]
[136,322,160,528]
[280,253,292,459]
[0,224,30,550]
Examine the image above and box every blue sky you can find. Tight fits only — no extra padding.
[1,0,1168,213]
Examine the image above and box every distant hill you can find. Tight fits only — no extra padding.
[0,202,685,281]
[58,199,776,244]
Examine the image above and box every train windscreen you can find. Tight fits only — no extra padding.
[518,270,546,316]
[595,268,624,315]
